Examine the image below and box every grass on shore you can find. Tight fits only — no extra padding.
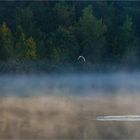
[0,95,140,139]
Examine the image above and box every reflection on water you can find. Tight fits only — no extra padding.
[0,72,140,96]
[0,73,140,139]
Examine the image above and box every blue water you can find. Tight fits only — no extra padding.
[0,73,140,96]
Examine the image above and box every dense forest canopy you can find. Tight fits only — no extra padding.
[0,1,140,68]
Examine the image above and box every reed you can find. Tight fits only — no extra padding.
[0,95,140,139]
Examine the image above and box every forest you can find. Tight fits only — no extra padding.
[0,1,140,72]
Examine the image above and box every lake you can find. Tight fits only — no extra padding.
[0,72,140,96]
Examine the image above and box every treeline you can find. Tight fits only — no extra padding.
[0,1,140,67]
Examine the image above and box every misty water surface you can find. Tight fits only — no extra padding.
[0,72,140,96]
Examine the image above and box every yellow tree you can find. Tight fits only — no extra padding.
[15,26,37,60]
[24,37,37,59]
[0,22,14,60]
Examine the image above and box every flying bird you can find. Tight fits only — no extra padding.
[77,56,86,62]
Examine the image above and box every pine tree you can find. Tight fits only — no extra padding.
[47,26,79,62]
[120,15,134,44]
[16,7,34,36]
[53,2,75,27]
[78,5,107,63]
[120,15,140,64]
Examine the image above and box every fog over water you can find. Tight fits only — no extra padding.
[1,73,140,138]
[1,72,140,96]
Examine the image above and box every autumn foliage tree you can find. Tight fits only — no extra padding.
[0,1,139,68]
[0,22,13,60]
